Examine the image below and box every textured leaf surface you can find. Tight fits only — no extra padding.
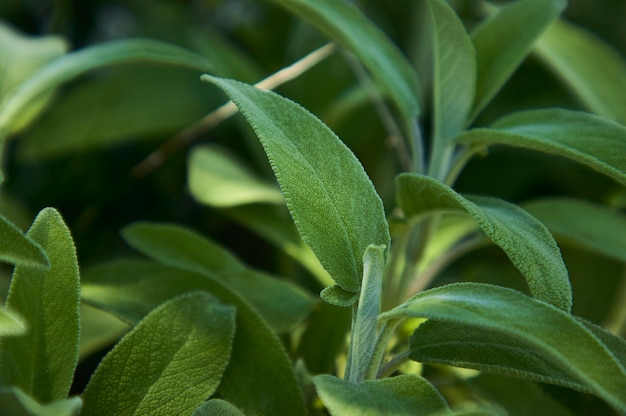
[202,76,390,293]
[81,260,305,416]
[0,387,81,416]
[0,208,80,403]
[314,374,448,416]
[470,0,565,119]
[458,108,626,185]
[193,400,245,416]
[0,39,211,135]
[397,174,571,311]
[524,198,626,262]
[380,283,626,413]
[271,0,420,120]
[81,292,235,416]
[189,144,283,207]
[535,19,626,124]
[122,222,314,333]
[0,214,48,269]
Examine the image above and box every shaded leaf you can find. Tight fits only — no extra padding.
[81,292,235,416]
[0,38,211,135]
[202,75,390,294]
[0,208,80,403]
[380,283,626,413]
[0,387,81,416]
[188,144,284,207]
[122,222,314,333]
[535,19,626,125]
[458,108,626,186]
[0,213,48,269]
[524,198,626,263]
[193,399,245,416]
[270,0,420,121]
[81,260,305,416]
[314,374,448,416]
[470,0,566,120]
[78,304,128,360]
[397,174,571,311]
[320,285,359,307]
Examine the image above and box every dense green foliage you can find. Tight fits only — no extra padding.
[1,0,625,414]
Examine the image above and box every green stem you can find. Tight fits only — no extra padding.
[365,318,401,380]
[377,350,411,379]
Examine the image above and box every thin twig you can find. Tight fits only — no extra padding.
[377,350,410,379]
[131,43,337,178]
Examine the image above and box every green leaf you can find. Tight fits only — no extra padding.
[0,387,81,416]
[426,0,476,178]
[523,198,626,263]
[470,0,566,120]
[81,260,306,416]
[535,19,626,125]
[458,108,626,186]
[320,285,360,307]
[270,0,420,121]
[122,222,314,333]
[380,283,626,414]
[188,144,284,207]
[0,308,26,337]
[81,292,235,416]
[202,75,390,294]
[193,399,245,416]
[314,374,449,416]
[0,213,48,269]
[78,304,128,360]
[397,174,571,312]
[0,38,211,136]
[0,208,80,403]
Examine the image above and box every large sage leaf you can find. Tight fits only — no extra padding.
[523,198,626,263]
[188,144,284,207]
[81,292,235,416]
[458,108,626,186]
[535,19,626,125]
[270,0,420,121]
[397,174,571,312]
[380,283,626,414]
[0,208,80,404]
[0,213,48,269]
[202,76,390,295]
[470,0,565,120]
[81,260,305,416]
[314,374,448,416]
[0,39,211,136]
[426,0,475,178]
[122,222,314,333]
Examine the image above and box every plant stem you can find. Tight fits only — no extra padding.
[377,350,411,379]
[365,318,401,380]
[131,43,336,178]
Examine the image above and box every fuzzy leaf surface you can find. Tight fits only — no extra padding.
[81,292,235,416]
[458,108,626,185]
[524,198,626,262]
[122,222,314,333]
[0,214,48,269]
[193,400,245,416]
[81,260,305,416]
[314,374,448,416]
[535,19,626,124]
[380,283,626,413]
[270,0,420,120]
[202,76,390,294]
[0,208,80,403]
[397,174,571,311]
[0,39,211,135]
[188,144,284,207]
[470,0,566,119]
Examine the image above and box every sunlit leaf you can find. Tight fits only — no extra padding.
[202,75,390,295]
[81,292,235,416]
[188,144,284,207]
[470,0,566,120]
[458,108,626,186]
[380,283,626,413]
[0,208,80,404]
[0,387,81,416]
[0,213,48,269]
[193,399,245,416]
[314,374,448,416]
[397,174,571,312]
[535,19,626,125]
[270,0,420,121]
[122,222,315,333]
[0,308,26,338]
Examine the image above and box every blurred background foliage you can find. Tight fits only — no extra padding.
[0,0,625,407]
